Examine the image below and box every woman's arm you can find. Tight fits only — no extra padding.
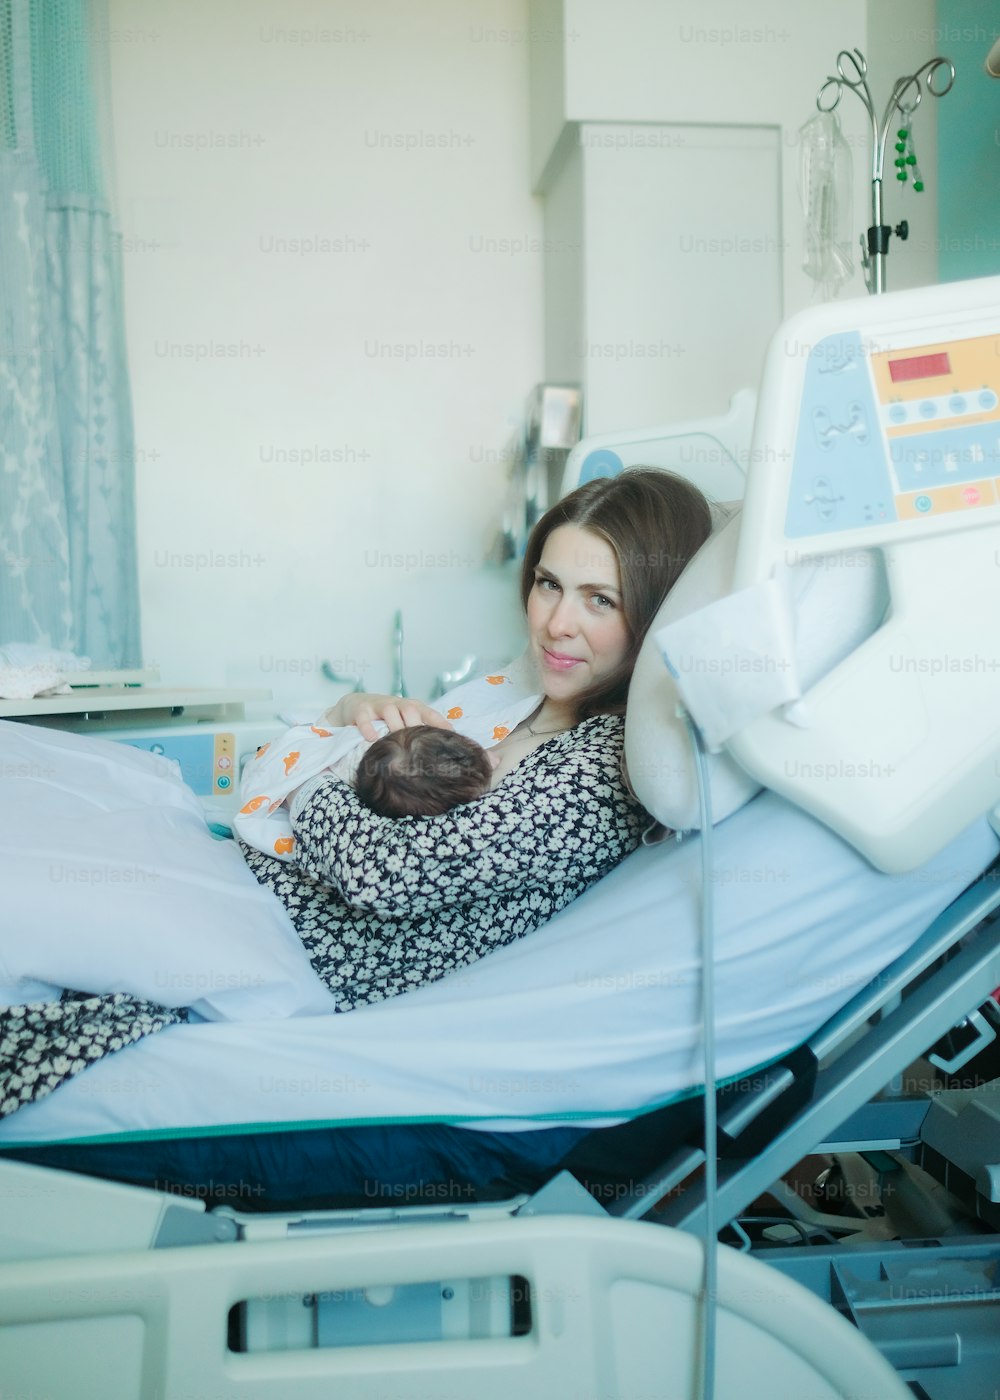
[318,693,454,742]
[291,719,645,919]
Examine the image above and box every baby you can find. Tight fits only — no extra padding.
[235,721,497,861]
[354,725,496,817]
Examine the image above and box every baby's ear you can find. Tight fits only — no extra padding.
[487,750,501,769]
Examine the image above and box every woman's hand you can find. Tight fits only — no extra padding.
[318,693,454,743]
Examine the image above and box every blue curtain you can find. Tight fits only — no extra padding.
[0,0,140,666]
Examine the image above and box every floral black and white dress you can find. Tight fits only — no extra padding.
[239,714,648,1011]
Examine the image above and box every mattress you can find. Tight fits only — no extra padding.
[3,782,997,1149]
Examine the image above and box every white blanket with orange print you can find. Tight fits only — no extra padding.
[233,671,542,861]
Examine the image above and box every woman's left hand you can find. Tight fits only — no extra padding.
[316,692,453,743]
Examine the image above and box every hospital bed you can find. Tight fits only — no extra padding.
[3,274,1000,1397]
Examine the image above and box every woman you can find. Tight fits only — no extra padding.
[239,468,713,1012]
[2,469,713,1197]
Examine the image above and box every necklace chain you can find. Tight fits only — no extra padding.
[496,711,571,744]
[525,718,569,737]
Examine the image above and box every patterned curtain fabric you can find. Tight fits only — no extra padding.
[0,0,140,666]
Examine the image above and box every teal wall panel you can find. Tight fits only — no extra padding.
[937,0,1000,281]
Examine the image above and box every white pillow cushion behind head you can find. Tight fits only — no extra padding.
[625,511,889,831]
[625,515,758,830]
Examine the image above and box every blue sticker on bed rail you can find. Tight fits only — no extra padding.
[579,449,624,483]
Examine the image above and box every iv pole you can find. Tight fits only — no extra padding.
[816,50,955,294]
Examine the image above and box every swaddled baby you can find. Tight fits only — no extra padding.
[235,670,540,861]
[235,723,496,860]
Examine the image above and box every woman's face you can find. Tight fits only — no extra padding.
[526,524,630,708]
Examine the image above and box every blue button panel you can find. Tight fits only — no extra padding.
[889,421,998,492]
[785,331,899,538]
[114,733,218,796]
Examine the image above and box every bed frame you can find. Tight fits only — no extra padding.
[1,862,999,1397]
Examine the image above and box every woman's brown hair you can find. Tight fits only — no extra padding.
[519,468,713,719]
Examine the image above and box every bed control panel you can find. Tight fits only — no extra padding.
[103,721,286,824]
[120,728,237,797]
[785,328,1000,539]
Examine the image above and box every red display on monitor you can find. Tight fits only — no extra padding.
[888,352,951,383]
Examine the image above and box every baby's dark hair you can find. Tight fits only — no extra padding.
[354,725,493,818]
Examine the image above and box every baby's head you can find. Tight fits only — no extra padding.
[354,725,494,818]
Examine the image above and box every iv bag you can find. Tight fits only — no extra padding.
[799,111,853,299]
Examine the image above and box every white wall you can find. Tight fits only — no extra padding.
[106,0,946,707]
[108,0,544,705]
[543,123,784,432]
[529,0,946,435]
[529,0,872,313]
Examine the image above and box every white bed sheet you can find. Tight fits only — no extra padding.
[3,790,996,1146]
[0,721,335,1020]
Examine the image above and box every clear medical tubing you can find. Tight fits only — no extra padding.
[685,711,718,1400]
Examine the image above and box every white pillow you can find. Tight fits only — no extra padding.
[625,512,889,830]
[0,721,335,1020]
